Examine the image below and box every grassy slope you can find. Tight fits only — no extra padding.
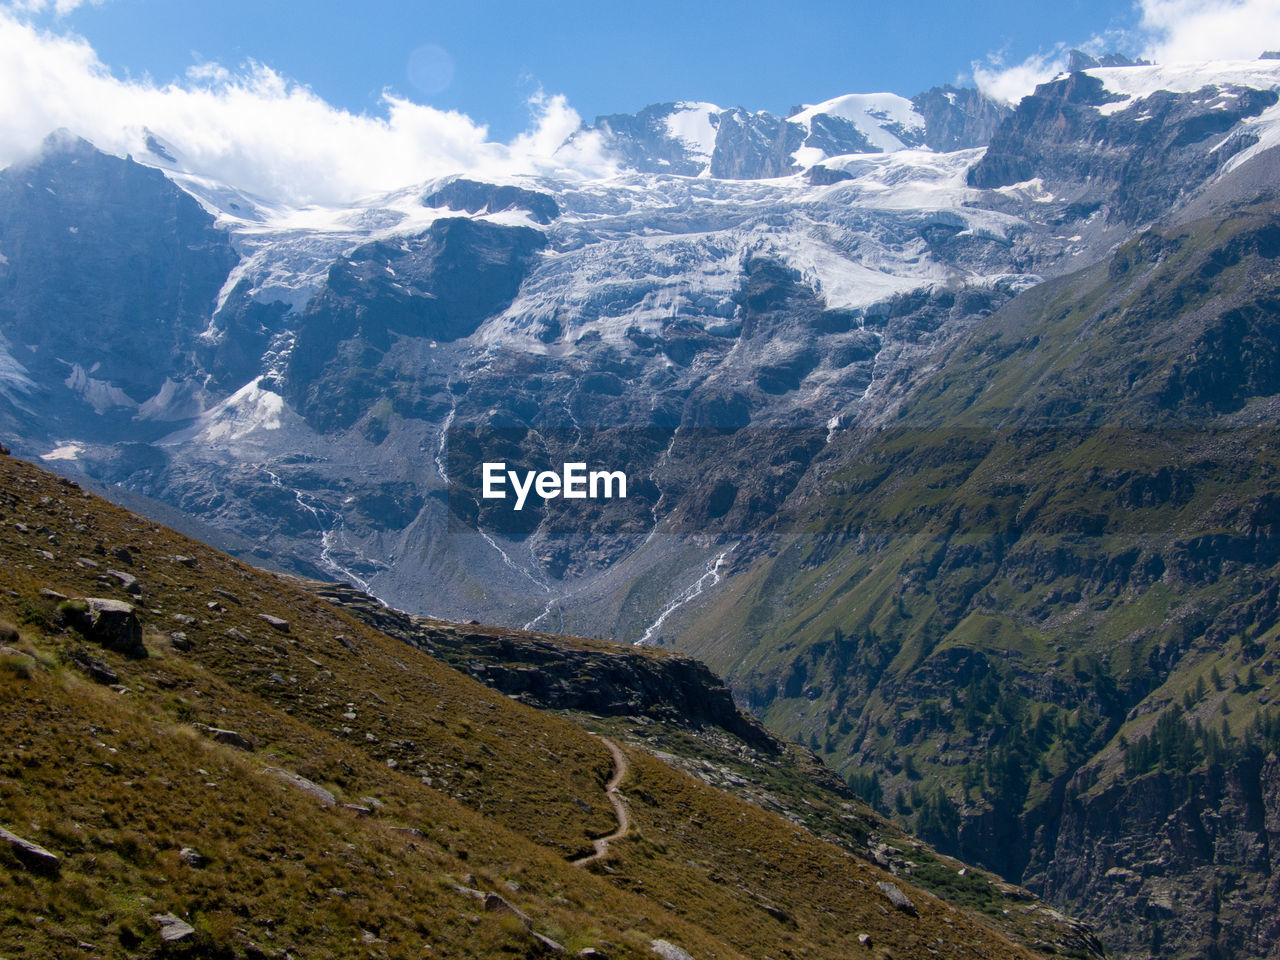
[0,452,1041,960]
[302,575,1105,957]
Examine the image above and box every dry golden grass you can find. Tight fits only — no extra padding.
[0,454,1049,959]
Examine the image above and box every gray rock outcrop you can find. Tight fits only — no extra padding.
[0,826,59,875]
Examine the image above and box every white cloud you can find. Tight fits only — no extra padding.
[4,0,102,16]
[0,12,614,206]
[1137,0,1280,62]
[972,47,1072,104]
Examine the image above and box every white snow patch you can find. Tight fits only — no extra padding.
[791,145,827,169]
[40,443,82,462]
[64,364,135,414]
[194,379,286,442]
[779,232,943,312]
[0,340,34,398]
[995,178,1056,203]
[1086,59,1280,116]
[1221,98,1280,174]
[137,378,212,421]
[809,148,986,211]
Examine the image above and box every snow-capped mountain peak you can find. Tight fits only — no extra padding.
[662,101,722,172]
[787,92,927,154]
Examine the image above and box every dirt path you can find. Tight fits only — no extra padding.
[572,736,630,867]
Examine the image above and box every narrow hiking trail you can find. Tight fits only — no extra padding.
[572,737,630,867]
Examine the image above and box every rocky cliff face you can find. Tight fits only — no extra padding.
[970,67,1278,225]
[1040,755,1280,959]
[283,217,547,431]
[0,131,238,435]
[911,86,1011,152]
[300,578,779,752]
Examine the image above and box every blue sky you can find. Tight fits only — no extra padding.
[35,0,1144,139]
[1,0,1276,204]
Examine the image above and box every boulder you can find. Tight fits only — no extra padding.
[876,880,918,916]
[0,643,33,663]
[193,724,253,751]
[258,614,290,633]
[483,892,532,926]
[264,767,336,805]
[68,650,118,685]
[532,931,566,953]
[0,825,59,874]
[650,942,696,960]
[105,568,142,595]
[153,913,196,942]
[76,599,145,658]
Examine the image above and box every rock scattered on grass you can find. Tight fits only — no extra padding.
[0,825,60,875]
[193,724,253,751]
[264,767,336,805]
[67,599,145,659]
[105,569,141,595]
[152,913,196,942]
[650,941,696,960]
[531,930,566,953]
[68,650,118,685]
[876,880,918,916]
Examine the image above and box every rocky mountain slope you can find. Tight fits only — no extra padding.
[5,53,1280,960]
[670,150,1280,960]
[0,450,1099,959]
[4,59,1278,644]
[586,85,1008,179]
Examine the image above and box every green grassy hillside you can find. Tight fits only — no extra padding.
[674,200,1280,960]
[0,451,1060,960]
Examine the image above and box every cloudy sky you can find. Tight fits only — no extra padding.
[1,0,1277,205]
